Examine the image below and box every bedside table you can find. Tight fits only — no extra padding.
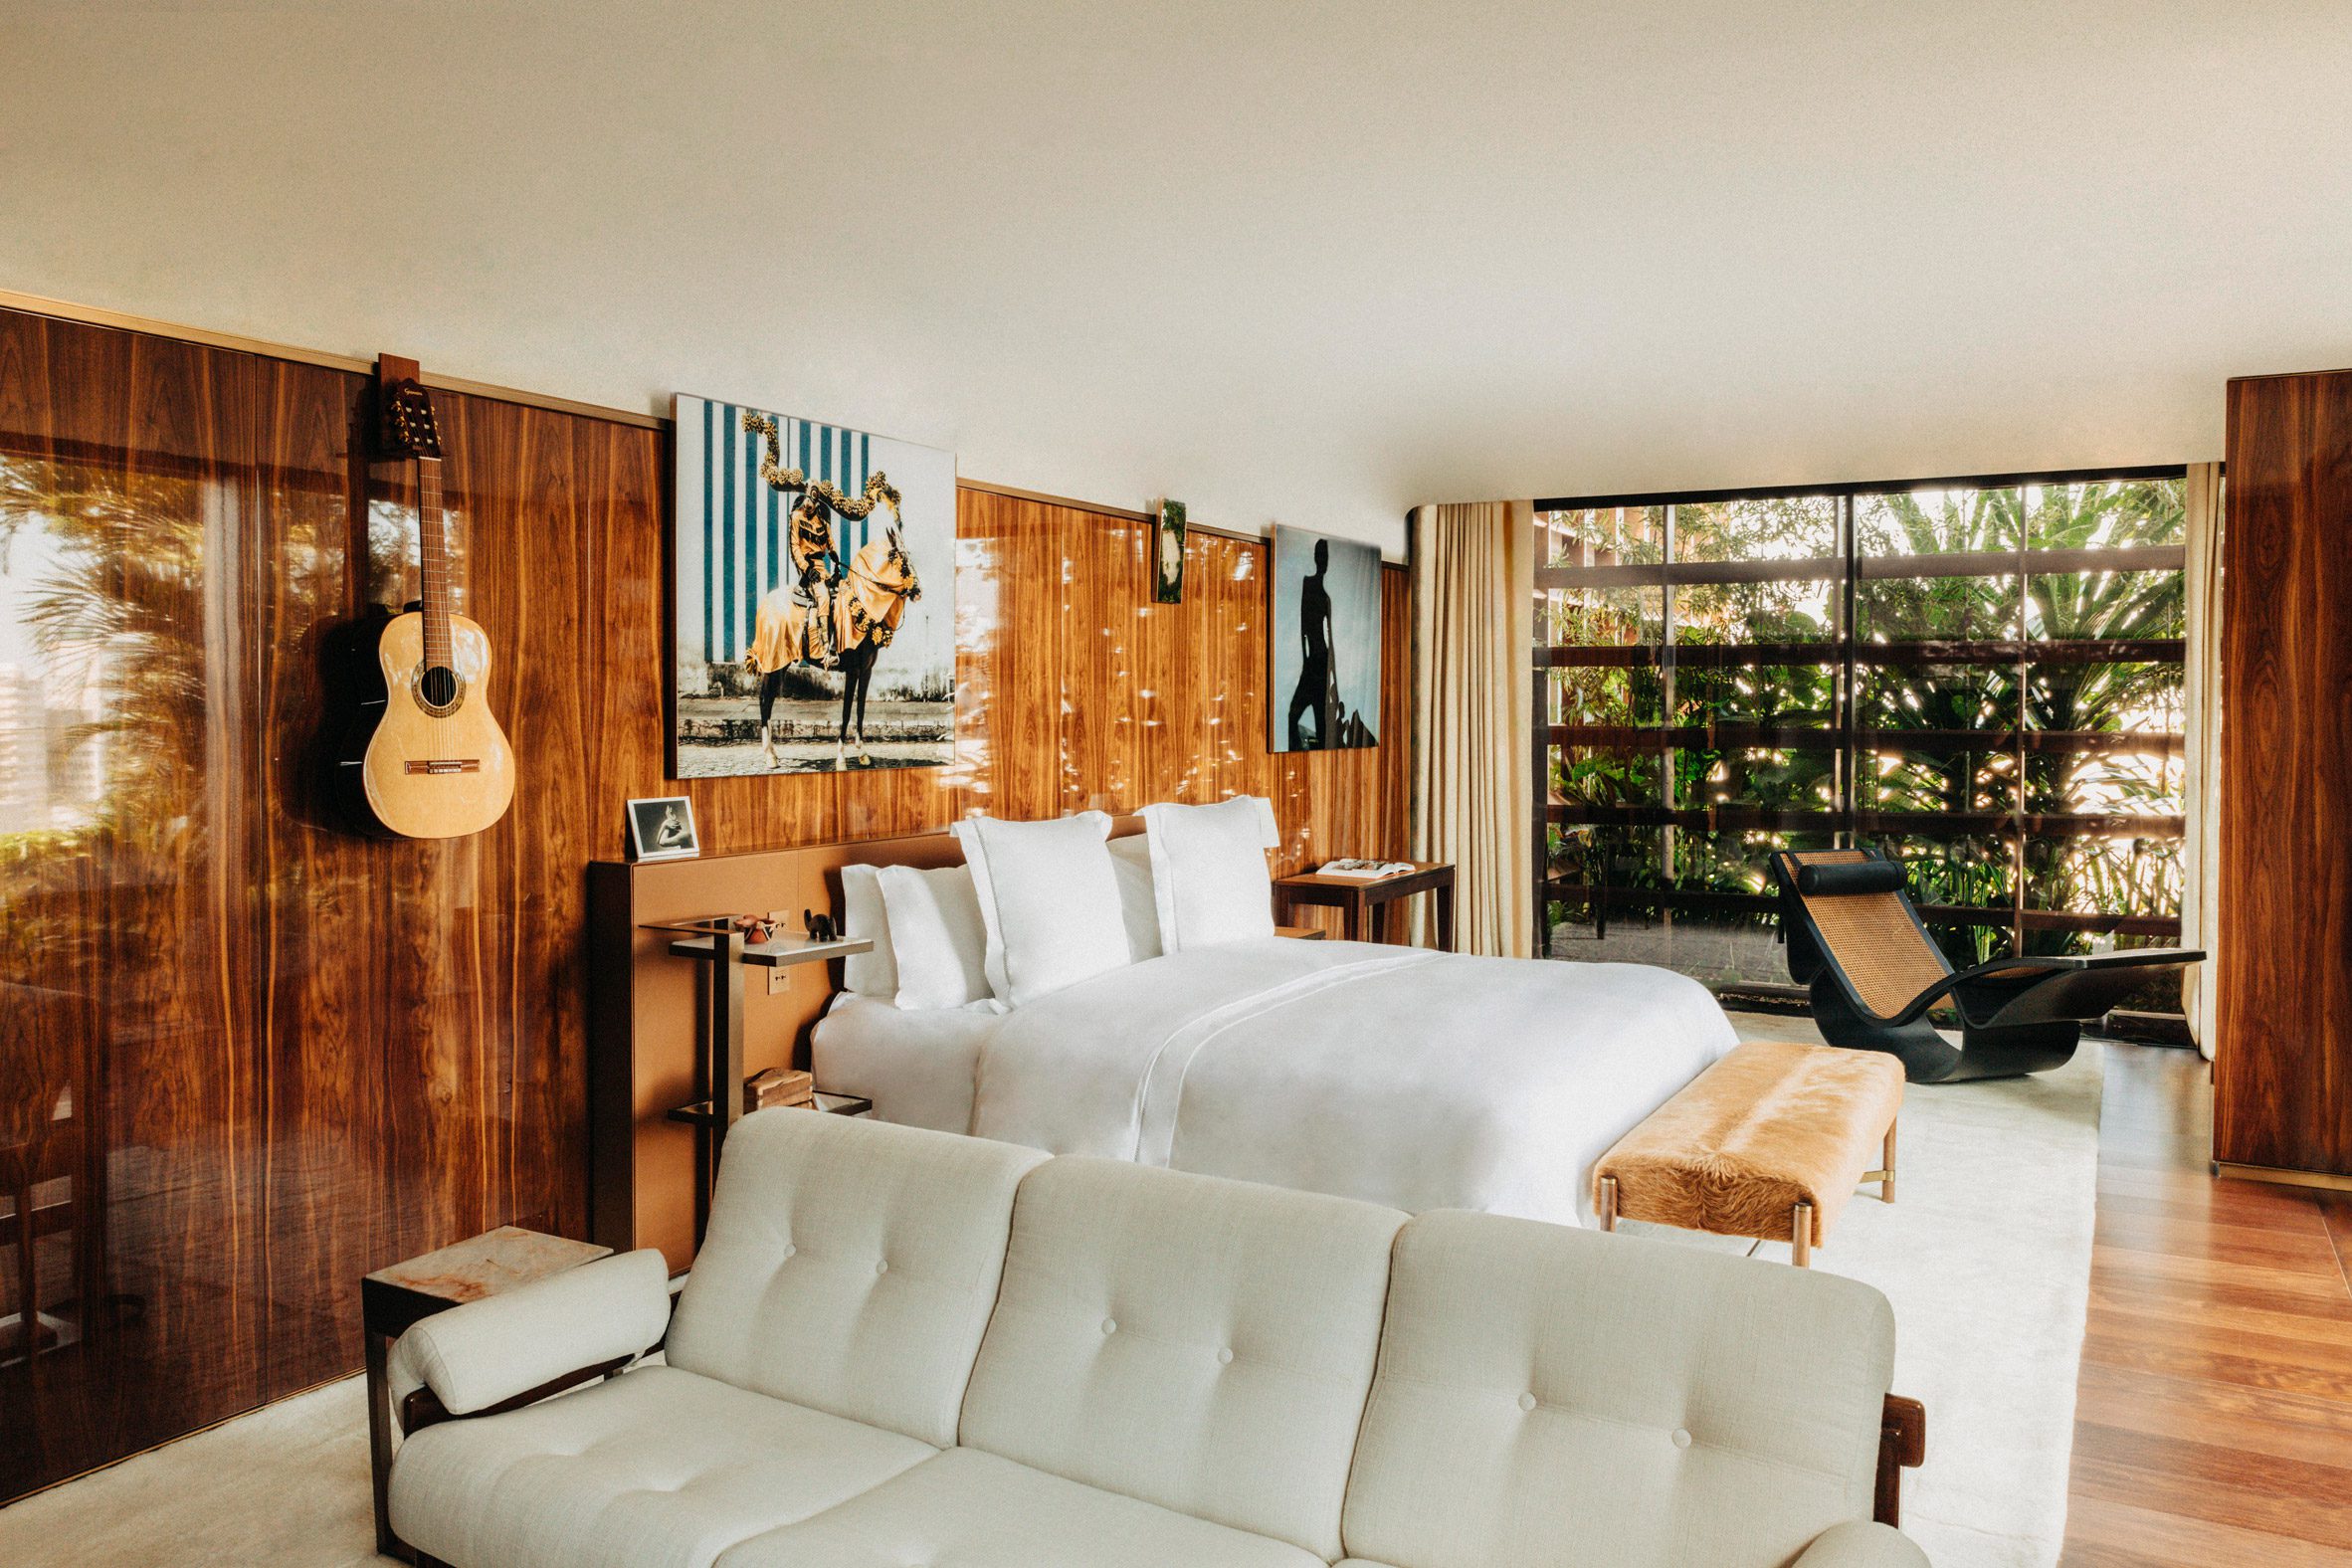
[362,1226,612,1560]
[1274,924,1328,940]
[1274,862,1456,950]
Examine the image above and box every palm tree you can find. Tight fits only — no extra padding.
[1542,480,2188,976]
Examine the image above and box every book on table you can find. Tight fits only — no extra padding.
[745,1067,817,1112]
[1314,859,1417,881]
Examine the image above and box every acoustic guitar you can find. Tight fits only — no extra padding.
[339,360,516,839]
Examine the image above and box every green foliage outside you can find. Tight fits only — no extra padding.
[1543,481,2187,989]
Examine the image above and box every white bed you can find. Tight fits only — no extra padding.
[814,935,1736,1227]
[813,992,997,1137]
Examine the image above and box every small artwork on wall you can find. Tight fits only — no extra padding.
[1153,498,1187,604]
[672,395,956,775]
[1270,524,1381,751]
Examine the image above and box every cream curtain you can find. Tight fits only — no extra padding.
[2179,461,2224,1059]
[1409,500,1535,957]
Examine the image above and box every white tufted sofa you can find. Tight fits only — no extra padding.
[386,1110,1930,1568]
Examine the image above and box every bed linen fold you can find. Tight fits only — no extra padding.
[969,938,1736,1226]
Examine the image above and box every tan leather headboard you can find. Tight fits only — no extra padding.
[586,817,1144,1268]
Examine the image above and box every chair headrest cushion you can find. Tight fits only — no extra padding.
[1797,860,1907,897]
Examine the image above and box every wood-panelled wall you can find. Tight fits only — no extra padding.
[0,303,1407,1497]
[2216,368,2352,1181]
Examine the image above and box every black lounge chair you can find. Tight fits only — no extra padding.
[1771,849,2203,1083]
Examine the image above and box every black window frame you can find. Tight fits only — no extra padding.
[1532,463,2193,1001]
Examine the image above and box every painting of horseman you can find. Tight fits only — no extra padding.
[671,396,956,774]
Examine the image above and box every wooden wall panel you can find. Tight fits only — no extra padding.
[0,302,1409,1497]
[2215,369,2352,1179]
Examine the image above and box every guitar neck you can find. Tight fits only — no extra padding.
[417,456,452,663]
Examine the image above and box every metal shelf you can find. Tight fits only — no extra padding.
[667,1091,874,1128]
[659,932,871,966]
[643,917,875,1245]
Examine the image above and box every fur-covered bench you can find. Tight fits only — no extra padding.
[1595,1039,1903,1266]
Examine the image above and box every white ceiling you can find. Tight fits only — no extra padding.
[5,1,2349,550]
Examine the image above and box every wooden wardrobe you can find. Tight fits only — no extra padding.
[2216,367,2352,1184]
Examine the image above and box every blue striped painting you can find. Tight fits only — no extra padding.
[687,400,872,664]
[670,394,956,777]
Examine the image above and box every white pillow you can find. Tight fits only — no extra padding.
[876,864,992,1010]
[839,864,897,998]
[953,812,1130,1007]
[1107,835,1164,962]
[1140,796,1279,951]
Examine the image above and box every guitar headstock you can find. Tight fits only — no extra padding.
[376,377,444,461]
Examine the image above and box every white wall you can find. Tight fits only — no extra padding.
[7,1,2347,553]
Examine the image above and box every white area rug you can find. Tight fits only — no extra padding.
[0,1018,2100,1568]
[1695,1015,2103,1568]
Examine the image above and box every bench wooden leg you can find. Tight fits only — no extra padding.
[1597,1175,1618,1232]
[1791,1201,1814,1267]
[1861,1122,1898,1203]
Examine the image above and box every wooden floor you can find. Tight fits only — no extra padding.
[2063,1043,2352,1565]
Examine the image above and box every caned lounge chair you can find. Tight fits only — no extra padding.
[1771,849,2203,1083]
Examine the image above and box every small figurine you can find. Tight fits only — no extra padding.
[805,909,839,943]
[728,911,783,945]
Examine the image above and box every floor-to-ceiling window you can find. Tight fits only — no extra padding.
[1535,469,2188,1022]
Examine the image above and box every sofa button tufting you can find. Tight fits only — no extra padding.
[781,1245,795,1259]
[1217,1347,1234,1365]
[875,1259,888,1274]
[1517,1392,1537,1412]
[1101,1317,1117,1334]
[1671,1428,1692,1449]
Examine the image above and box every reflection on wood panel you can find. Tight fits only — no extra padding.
[940,488,1408,872]
[0,302,1407,1497]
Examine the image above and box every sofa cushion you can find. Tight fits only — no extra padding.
[1342,1211,1896,1568]
[957,1155,1405,1559]
[665,1109,1049,1447]
[387,1365,934,1568]
[1792,1521,1934,1567]
[712,1447,1323,1568]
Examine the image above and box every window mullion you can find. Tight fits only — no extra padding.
[1661,503,1677,939]
[1839,493,1858,851]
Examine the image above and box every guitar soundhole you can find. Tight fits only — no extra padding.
[419,665,460,708]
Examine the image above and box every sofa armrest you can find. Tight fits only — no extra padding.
[389,1249,671,1433]
[1794,1520,1931,1568]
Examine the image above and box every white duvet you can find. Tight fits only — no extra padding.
[965,937,1737,1227]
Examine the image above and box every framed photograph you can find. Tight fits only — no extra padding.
[1153,498,1187,604]
[1270,524,1381,751]
[627,796,700,862]
[672,395,956,776]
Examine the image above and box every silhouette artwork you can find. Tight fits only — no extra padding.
[1269,524,1380,751]
[1285,538,1339,748]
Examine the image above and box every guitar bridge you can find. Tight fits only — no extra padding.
[403,759,483,775]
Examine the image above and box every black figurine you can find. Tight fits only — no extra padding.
[805,909,838,944]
